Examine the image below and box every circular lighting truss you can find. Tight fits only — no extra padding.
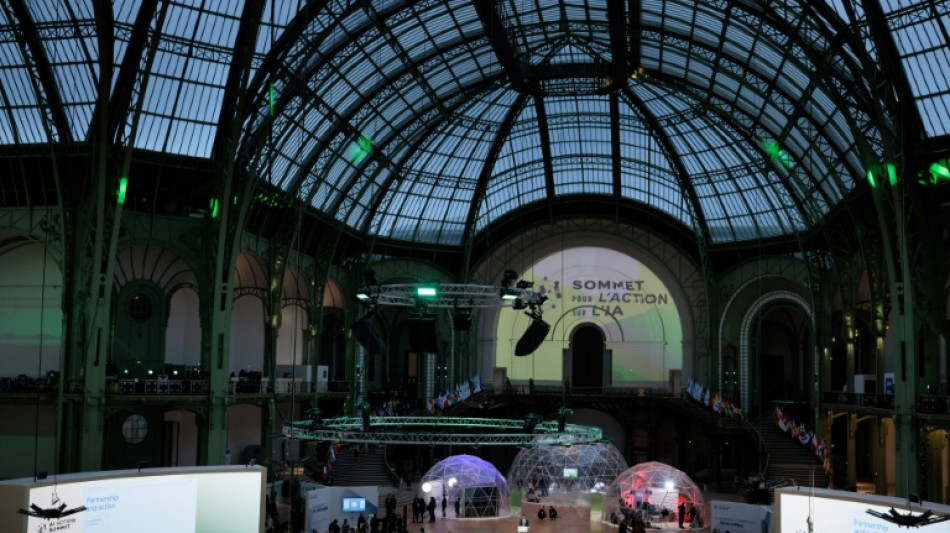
[356,283,544,309]
[282,416,603,446]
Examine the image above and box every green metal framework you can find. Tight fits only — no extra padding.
[283,416,604,446]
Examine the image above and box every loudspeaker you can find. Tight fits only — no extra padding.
[351,314,388,354]
[515,319,550,356]
[408,315,439,353]
[453,313,472,332]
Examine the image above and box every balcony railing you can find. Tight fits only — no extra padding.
[918,395,950,415]
[821,392,894,409]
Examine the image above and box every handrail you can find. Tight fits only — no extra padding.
[747,419,771,479]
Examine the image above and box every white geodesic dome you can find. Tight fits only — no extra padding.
[420,454,511,518]
[602,462,707,527]
[507,442,628,494]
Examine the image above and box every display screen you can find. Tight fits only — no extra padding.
[563,468,579,478]
[342,497,366,512]
[495,246,683,385]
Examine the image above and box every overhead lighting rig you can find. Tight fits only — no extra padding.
[354,277,543,310]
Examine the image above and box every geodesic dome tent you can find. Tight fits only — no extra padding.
[601,462,707,527]
[420,454,511,518]
[507,442,628,495]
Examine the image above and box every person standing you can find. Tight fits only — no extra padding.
[441,494,447,517]
[454,495,461,518]
[519,514,529,526]
[687,504,698,528]
[678,501,686,529]
[427,496,437,522]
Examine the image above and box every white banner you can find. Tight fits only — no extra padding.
[710,500,771,533]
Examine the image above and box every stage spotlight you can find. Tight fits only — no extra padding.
[523,413,543,433]
[556,407,573,432]
[350,312,388,354]
[306,407,322,429]
[515,312,550,356]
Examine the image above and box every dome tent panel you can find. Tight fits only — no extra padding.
[420,454,511,518]
[602,461,707,528]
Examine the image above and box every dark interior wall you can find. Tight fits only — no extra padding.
[0,404,56,479]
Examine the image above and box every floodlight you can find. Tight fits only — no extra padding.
[930,160,950,181]
[117,177,128,204]
[885,162,897,186]
[665,480,674,491]
[448,477,457,487]
[422,482,432,493]
[417,285,438,298]
[356,290,372,301]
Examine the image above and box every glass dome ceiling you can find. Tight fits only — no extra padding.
[1,1,947,246]
[241,0,887,245]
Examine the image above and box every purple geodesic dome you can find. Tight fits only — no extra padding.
[420,454,511,518]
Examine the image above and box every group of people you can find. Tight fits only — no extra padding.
[677,501,701,529]
[410,496,437,523]
[518,505,557,527]
[325,515,369,533]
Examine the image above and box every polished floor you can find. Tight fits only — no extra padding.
[392,502,709,533]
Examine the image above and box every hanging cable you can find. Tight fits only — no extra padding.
[33,232,50,483]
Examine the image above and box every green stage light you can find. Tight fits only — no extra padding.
[417,285,438,298]
[867,168,878,189]
[350,134,373,164]
[269,82,275,116]
[885,163,897,186]
[209,198,219,218]
[930,159,950,182]
[762,139,793,169]
[117,177,128,204]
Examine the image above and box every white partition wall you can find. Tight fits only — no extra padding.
[776,487,950,533]
[0,466,265,533]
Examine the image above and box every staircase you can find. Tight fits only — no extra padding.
[329,445,397,488]
[671,395,749,433]
[750,414,825,488]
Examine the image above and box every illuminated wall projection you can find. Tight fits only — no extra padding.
[495,247,682,384]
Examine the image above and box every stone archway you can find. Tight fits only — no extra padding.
[567,324,606,391]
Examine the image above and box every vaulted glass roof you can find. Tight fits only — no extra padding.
[244,0,883,244]
[0,0,946,246]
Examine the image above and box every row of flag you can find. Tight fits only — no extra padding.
[426,375,482,413]
[774,406,834,488]
[685,379,745,419]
